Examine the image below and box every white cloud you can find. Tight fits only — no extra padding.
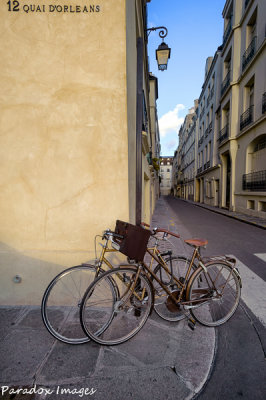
[166,139,178,151]
[159,104,185,137]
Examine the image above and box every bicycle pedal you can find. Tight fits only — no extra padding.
[188,318,196,331]
[134,308,141,317]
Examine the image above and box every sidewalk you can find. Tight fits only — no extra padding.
[0,198,216,400]
[182,198,266,230]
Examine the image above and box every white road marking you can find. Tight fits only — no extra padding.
[254,253,266,262]
[233,256,266,327]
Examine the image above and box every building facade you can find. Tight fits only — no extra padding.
[174,0,266,219]
[177,103,198,200]
[195,50,223,206]
[160,157,173,195]
[0,0,161,304]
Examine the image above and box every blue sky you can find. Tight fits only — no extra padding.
[147,0,226,156]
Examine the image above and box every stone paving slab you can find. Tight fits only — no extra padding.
[0,305,215,399]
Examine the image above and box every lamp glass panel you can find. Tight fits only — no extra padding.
[156,49,170,66]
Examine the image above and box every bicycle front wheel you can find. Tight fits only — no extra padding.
[187,261,241,327]
[42,264,98,344]
[80,267,153,345]
[152,256,197,322]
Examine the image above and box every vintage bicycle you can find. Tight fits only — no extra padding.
[41,223,191,344]
[80,220,242,346]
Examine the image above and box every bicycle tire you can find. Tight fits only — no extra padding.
[42,264,99,344]
[80,266,153,345]
[152,256,197,322]
[187,261,241,327]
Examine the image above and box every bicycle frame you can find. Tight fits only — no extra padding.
[94,232,225,311]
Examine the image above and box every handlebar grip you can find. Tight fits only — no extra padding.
[103,230,124,239]
[141,222,150,228]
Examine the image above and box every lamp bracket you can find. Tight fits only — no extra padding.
[145,26,168,39]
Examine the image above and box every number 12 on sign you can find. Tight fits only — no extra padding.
[7,1,20,12]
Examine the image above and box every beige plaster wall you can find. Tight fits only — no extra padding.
[0,0,130,304]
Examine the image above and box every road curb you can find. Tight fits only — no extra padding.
[190,327,218,399]
[177,198,266,230]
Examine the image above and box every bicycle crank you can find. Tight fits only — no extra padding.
[166,290,182,312]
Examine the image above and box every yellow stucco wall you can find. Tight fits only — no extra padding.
[0,0,130,304]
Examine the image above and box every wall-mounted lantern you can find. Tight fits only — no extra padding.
[145,26,171,71]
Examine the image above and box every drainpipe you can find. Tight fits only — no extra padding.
[136,37,143,225]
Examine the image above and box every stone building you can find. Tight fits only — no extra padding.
[177,103,198,200]
[220,0,266,217]
[174,0,266,219]
[160,157,173,195]
[195,49,223,206]
[0,0,161,304]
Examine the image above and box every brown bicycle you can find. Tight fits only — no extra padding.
[41,224,192,344]
[80,221,242,345]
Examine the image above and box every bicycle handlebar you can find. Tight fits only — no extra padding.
[103,230,124,240]
[153,228,180,239]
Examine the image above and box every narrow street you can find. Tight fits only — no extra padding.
[153,196,266,399]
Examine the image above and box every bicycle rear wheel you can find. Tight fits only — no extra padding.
[42,264,98,344]
[152,256,196,322]
[80,267,153,345]
[187,261,241,326]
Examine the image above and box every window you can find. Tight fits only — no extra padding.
[246,10,257,47]
[243,9,257,71]
[254,136,266,152]
[241,76,254,130]
[258,201,266,212]
[222,49,231,95]
[223,102,230,128]
[247,200,255,210]
[223,2,233,44]
[210,105,213,121]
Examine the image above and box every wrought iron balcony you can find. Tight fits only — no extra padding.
[197,167,202,174]
[221,70,231,96]
[208,121,213,133]
[223,20,232,45]
[242,36,257,72]
[242,170,266,191]
[205,128,209,138]
[207,87,214,106]
[198,136,204,146]
[262,92,266,114]
[203,161,210,171]
[219,124,229,144]
[199,107,205,120]
[240,105,253,131]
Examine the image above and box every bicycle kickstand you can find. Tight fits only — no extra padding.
[187,316,196,331]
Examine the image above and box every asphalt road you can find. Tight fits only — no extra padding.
[161,197,266,400]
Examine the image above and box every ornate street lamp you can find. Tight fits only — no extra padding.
[145,26,171,71]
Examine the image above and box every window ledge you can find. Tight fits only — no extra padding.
[235,191,266,196]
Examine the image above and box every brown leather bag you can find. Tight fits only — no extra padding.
[114,220,151,262]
